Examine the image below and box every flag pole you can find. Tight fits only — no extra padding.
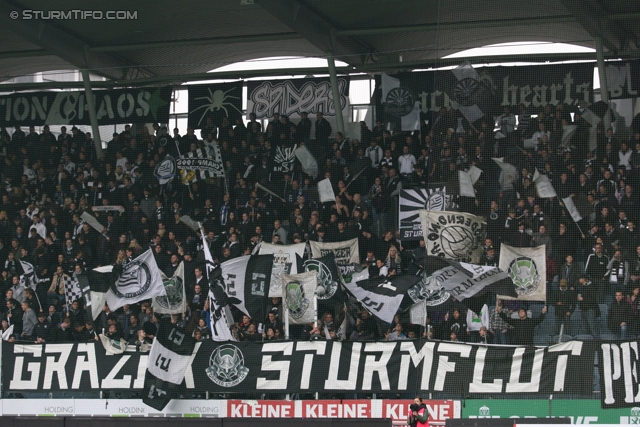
[284,305,290,340]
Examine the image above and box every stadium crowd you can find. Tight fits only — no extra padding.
[0,102,640,346]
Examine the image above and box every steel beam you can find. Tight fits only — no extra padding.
[337,15,576,37]
[88,32,301,53]
[81,69,103,158]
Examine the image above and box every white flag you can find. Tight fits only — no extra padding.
[282,271,317,325]
[381,73,400,103]
[2,324,14,341]
[459,170,476,197]
[532,169,557,198]
[562,196,582,223]
[468,165,482,184]
[318,178,336,203]
[410,300,428,326]
[498,244,547,301]
[106,249,166,312]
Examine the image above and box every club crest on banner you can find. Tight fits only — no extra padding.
[112,259,152,299]
[206,344,249,387]
[386,87,415,117]
[155,276,184,311]
[508,256,542,296]
[303,259,338,300]
[285,280,310,319]
[408,272,451,307]
[153,155,176,185]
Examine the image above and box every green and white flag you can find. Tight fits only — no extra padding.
[282,271,317,325]
[498,244,547,301]
[153,262,186,315]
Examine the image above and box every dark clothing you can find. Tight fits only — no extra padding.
[499,311,545,346]
[608,299,634,334]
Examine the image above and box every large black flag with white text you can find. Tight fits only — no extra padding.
[142,317,197,411]
[221,254,273,322]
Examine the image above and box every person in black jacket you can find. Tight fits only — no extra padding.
[34,311,52,343]
[499,306,547,346]
[554,279,576,334]
[439,308,468,341]
[577,274,601,337]
[608,291,634,339]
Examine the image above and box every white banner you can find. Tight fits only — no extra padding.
[310,238,360,266]
[420,210,485,263]
[259,242,306,297]
[498,244,547,301]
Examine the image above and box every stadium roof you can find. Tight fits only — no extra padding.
[0,0,639,88]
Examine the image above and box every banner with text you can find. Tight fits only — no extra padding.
[3,340,594,395]
[599,340,640,409]
[247,77,350,119]
[376,63,595,123]
[0,87,171,127]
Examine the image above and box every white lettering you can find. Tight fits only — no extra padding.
[434,343,470,391]
[362,342,393,390]
[468,346,502,393]
[43,344,71,389]
[325,342,361,390]
[399,341,435,390]
[10,344,42,390]
[257,342,293,389]
[101,355,132,389]
[72,343,99,389]
[505,347,544,393]
[296,341,326,389]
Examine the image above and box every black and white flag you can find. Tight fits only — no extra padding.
[13,260,38,302]
[345,274,421,323]
[63,274,82,308]
[106,249,166,312]
[220,254,273,322]
[178,148,224,183]
[77,266,112,320]
[202,229,235,341]
[203,140,226,178]
[142,317,197,411]
[272,146,296,174]
[298,253,343,306]
[426,256,516,301]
